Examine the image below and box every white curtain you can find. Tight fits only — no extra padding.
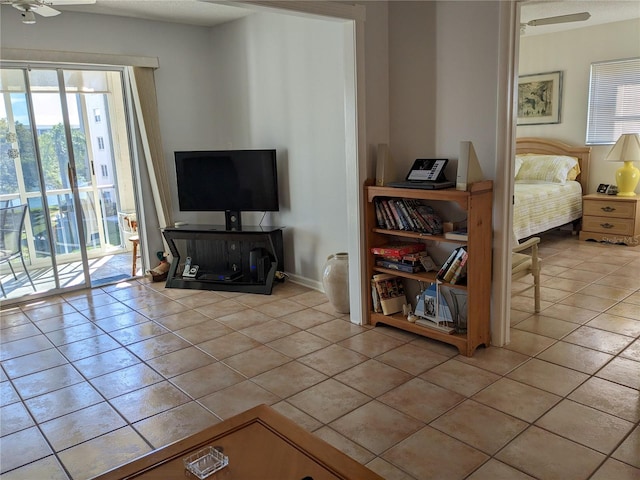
[127,66,173,229]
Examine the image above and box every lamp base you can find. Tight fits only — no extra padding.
[616,161,639,196]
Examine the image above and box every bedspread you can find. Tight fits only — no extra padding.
[513,181,582,240]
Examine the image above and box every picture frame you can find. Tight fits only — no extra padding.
[517,71,562,125]
[597,183,610,194]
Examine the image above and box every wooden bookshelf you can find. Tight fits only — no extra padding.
[364,180,493,356]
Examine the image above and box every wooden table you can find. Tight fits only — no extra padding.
[93,404,384,480]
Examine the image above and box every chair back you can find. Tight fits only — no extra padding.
[117,212,137,234]
[0,204,28,257]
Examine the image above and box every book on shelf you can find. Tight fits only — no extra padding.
[387,199,407,230]
[372,273,407,315]
[374,200,387,229]
[376,199,392,229]
[419,255,437,272]
[436,247,463,280]
[401,250,435,271]
[374,199,395,230]
[371,242,426,258]
[442,247,467,283]
[372,197,444,234]
[370,278,382,313]
[375,258,424,273]
[395,199,418,231]
[404,199,431,233]
[414,205,443,234]
[444,228,468,241]
[449,250,469,285]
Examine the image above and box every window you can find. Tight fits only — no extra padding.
[97,136,105,150]
[93,108,101,122]
[586,58,640,145]
[101,165,108,177]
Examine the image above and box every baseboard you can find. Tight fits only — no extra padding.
[285,273,323,292]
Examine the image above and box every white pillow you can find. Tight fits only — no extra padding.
[515,154,579,184]
[514,154,526,177]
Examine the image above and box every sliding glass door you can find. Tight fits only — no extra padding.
[0,65,140,301]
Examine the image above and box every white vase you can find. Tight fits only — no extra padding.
[322,252,350,313]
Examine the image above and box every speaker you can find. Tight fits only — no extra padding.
[456,140,485,191]
[225,210,242,230]
[249,248,266,282]
[258,255,271,283]
[376,143,396,186]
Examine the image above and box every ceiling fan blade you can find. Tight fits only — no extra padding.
[10,2,59,16]
[49,0,96,4]
[32,4,61,16]
[527,12,591,27]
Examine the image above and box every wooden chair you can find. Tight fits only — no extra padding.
[0,204,36,297]
[512,236,542,312]
[118,212,140,276]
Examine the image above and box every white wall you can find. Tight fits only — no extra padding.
[0,8,351,286]
[434,1,500,182]
[518,19,640,194]
[387,1,500,186]
[198,11,350,284]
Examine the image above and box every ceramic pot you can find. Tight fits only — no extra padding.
[322,252,350,313]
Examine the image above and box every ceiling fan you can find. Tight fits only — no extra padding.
[520,11,591,34]
[1,0,96,24]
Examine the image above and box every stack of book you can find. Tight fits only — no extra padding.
[371,243,433,273]
[436,246,468,285]
[374,198,443,234]
[371,273,407,315]
[371,242,426,258]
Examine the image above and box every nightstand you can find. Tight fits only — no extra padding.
[579,193,640,246]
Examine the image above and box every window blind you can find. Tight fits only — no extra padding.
[586,58,640,145]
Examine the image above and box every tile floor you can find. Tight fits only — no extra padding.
[1,230,639,479]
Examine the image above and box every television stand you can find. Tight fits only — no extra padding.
[162,224,284,294]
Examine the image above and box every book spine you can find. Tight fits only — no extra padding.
[405,199,428,233]
[443,248,465,283]
[376,259,422,273]
[396,199,417,231]
[374,200,388,229]
[390,199,410,230]
[386,200,404,230]
[371,278,382,313]
[436,247,461,280]
[379,200,396,230]
[450,250,469,285]
[415,206,442,234]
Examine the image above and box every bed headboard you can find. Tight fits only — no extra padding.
[516,137,591,193]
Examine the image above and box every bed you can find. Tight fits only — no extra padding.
[514,138,591,240]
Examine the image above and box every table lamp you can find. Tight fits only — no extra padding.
[605,133,640,196]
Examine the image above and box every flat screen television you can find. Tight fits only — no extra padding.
[175,149,279,230]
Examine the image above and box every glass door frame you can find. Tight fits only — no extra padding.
[0,62,142,302]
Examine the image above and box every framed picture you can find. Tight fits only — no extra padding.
[517,71,562,125]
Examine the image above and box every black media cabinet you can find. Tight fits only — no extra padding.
[162,224,284,295]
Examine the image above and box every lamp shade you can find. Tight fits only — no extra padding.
[606,133,640,196]
[605,133,640,162]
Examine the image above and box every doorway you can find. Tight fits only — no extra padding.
[0,65,141,302]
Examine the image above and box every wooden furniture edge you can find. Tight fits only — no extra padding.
[91,404,384,480]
